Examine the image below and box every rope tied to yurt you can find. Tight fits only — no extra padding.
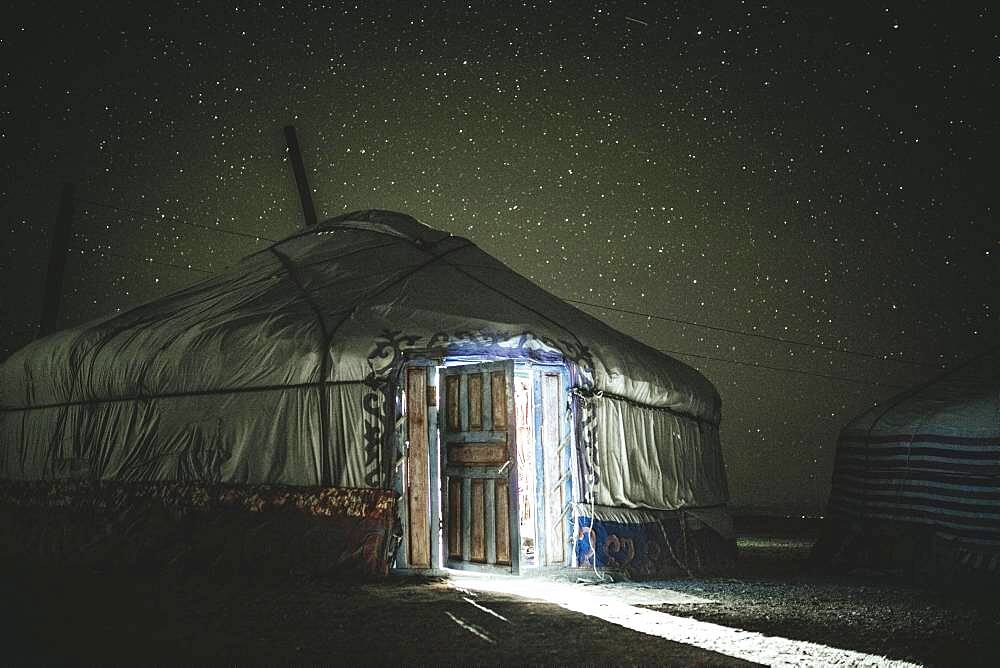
[655,512,695,578]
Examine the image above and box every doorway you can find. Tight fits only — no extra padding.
[400,359,572,574]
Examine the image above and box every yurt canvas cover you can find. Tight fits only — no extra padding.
[0,210,732,575]
[819,344,1000,577]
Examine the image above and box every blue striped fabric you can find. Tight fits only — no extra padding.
[824,345,1000,573]
[829,429,1000,552]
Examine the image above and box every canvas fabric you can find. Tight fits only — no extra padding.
[0,211,727,512]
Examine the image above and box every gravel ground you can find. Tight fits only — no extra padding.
[2,528,997,665]
[654,535,1000,667]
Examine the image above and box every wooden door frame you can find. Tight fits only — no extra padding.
[396,357,575,575]
[396,360,443,572]
[403,365,431,568]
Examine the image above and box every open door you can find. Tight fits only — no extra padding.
[441,361,520,573]
[538,369,568,566]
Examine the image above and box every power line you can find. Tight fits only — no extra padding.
[447,263,931,367]
[74,197,279,243]
[659,346,908,388]
[444,264,907,387]
[566,297,933,368]
[70,247,215,275]
[58,216,914,388]
[65,245,908,388]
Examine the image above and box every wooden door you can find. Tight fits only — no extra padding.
[441,361,519,573]
[539,370,567,565]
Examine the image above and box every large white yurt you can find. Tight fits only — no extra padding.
[0,210,733,576]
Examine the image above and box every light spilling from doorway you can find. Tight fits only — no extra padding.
[447,573,920,668]
[399,358,574,575]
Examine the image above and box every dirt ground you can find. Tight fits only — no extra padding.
[2,524,997,666]
[2,565,748,666]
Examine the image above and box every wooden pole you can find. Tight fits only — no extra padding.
[284,125,318,228]
[38,182,75,338]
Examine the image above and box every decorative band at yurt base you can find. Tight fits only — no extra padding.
[574,504,735,578]
[0,480,397,576]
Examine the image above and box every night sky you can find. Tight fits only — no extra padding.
[2,2,996,512]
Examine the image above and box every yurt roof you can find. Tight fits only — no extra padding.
[1,210,721,425]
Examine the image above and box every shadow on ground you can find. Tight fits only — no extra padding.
[1,561,748,666]
[3,518,997,666]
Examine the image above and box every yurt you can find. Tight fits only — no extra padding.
[816,343,1000,578]
[0,210,733,576]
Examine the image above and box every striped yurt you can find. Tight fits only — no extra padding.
[817,343,1000,577]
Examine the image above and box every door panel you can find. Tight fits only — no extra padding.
[468,375,483,430]
[495,478,511,565]
[448,442,506,465]
[445,375,460,431]
[447,478,461,559]
[441,361,518,572]
[491,371,507,428]
[470,479,486,561]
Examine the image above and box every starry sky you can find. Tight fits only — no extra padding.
[2,2,996,512]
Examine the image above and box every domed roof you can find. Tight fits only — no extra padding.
[1,210,720,424]
[323,209,452,246]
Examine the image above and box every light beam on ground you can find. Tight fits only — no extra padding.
[448,574,920,667]
[444,610,496,644]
